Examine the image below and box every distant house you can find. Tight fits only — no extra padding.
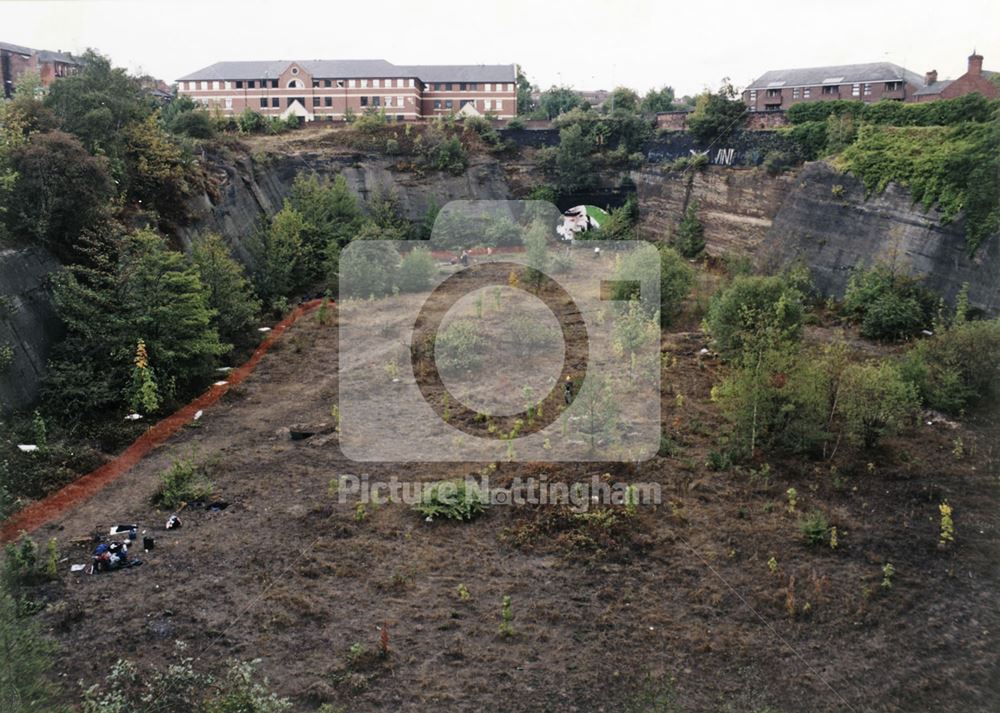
[742,62,924,111]
[1,40,81,98]
[913,52,999,102]
[176,59,517,121]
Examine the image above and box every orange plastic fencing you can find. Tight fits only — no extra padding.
[1,299,325,544]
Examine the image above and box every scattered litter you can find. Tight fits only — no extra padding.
[216,366,232,373]
[17,444,39,453]
[921,329,934,337]
[71,564,86,573]
[193,410,204,421]
[206,501,229,512]
[92,541,141,573]
[124,413,143,421]
[109,524,137,536]
[165,514,182,530]
[699,348,710,355]
[213,381,228,387]
[258,327,272,333]
[143,536,155,551]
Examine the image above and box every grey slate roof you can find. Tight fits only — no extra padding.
[0,41,79,65]
[177,59,515,83]
[913,80,954,96]
[746,62,923,90]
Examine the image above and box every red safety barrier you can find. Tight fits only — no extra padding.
[1,299,326,543]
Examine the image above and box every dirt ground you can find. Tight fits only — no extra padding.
[24,281,1000,712]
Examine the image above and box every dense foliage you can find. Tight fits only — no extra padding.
[704,273,806,361]
[842,264,937,341]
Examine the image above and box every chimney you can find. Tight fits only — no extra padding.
[925,69,938,86]
[968,52,984,77]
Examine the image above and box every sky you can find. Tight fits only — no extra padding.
[3,0,998,97]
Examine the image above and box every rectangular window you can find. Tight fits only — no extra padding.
[313,97,321,107]
[373,96,381,106]
[325,96,332,107]
[469,83,477,91]
[408,78,414,88]
[324,79,332,87]
[792,88,800,99]
[433,83,441,91]
[197,81,204,90]
[803,88,811,98]
[362,79,369,88]
[822,85,838,95]
[224,81,232,90]
[349,79,356,88]
[445,83,453,91]
[313,80,319,88]
[766,88,781,97]
[361,96,368,106]
[397,96,403,107]
[236,80,244,89]
[885,81,902,91]
[337,80,344,88]
[272,97,279,107]
[864,83,872,96]
[225,97,232,110]
[459,83,467,91]
[260,98,267,108]
[445,99,453,109]
[248,80,255,89]
[852,83,860,96]
[434,99,441,109]
[272,79,278,88]
[485,83,492,92]
[373,79,380,88]
[495,100,502,111]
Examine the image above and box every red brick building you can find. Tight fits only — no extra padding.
[1,41,80,98]
[176,59,517,121]
[913,52,999,102]
[743,62,924,111]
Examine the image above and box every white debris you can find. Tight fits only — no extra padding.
[258,327,272,333]
[70,564,86,573]
[213,381,228,387]
[124,413,143,421]
[921,329,934,337]
[216,366,232,373]
[699,348,710,355]
[17,444,39,453]
[193,410,203,421]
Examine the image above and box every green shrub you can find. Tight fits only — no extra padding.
[842,264,935,341]
[611,244,693,325]
[704,274,805,361]
[763,150,794,176]
[433,319,485,374]
[507,313,559,352]
[3,535,59,590]
[397,247,436,293]
[838,361,919,448]
[0,590,64,712]
[673,201,705,258]
[799,510,830,546]
[901,317,1000,414]
[339,235,400,299]
[155,458,213,509]
[414,479,487,521]
[506,117,525,130]
[236,109,267,134]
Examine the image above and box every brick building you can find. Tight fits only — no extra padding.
[176,59,517,121]
[743,62,924,111]
[913,52,999,102]
[1,40,80,98]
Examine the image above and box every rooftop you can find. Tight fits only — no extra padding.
[746,62,924,90]
[177,59,516,83]
[0,40,79,65]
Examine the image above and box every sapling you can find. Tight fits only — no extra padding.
[786,487,798,513]
[881,562,895,589]
[45,538,58,579]
[498,595,514,637]
[378,622,390,658]
[456,583,471,601]
[767,556,778,574]
[939,502,955,545]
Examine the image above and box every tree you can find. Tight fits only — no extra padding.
[127,338,161,414]
[121,114,192,223]
[539,86,584,120]
[7,131,113,253]
[839,362,919,448]
[249,204,306,306]
[843,264,935,341]
[611,244,693,325]
[685,79,747,144]
[339,236,400,299]
[189,233,261,342]
[674,201,705,258]
[522,219,549,290]
[572,374,620,452]
[607,87,640,114]
[0,591,65,712]
[397,246,436,293]
[553,123,595,194]
[516,66,535,116]
[704,274,805,362]
[641,86,677,114]
[118,230,225,387]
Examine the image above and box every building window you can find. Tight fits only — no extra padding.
[434,100,441,109]
[791,88,799,99]
[248,80,255,89]
[408,78,415,87]
[495,100,502,111]
[803,88,811,98]
[225,98,232,110]
[271,79,278,88]
[885,81,902,91]
[324,79,332,88]
[349,79,356,88]
[373,96,381,106]
[361,96,368,106]
[325,96,332,107]
[766,88,781,97]
[361,79,368,88]
[460,99,474,108]
[288,79,303,89]
[313,97,321,107]
[445,99,453,109]
[852,83,860,96]
[236,80,243,89]
[312,80,319,88]
[260,98,267,108]
[291,67,299,75]
[864,83,872,96]
[337,80,344,88]
[272,97,279,107]
[822,85,838,95]
[373,79,380,88]
[445,83,453,91]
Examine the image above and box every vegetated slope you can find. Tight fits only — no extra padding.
[27,305,1000,713]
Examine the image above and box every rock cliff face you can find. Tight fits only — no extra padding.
[0,245,62,411]
[1,146,997,413]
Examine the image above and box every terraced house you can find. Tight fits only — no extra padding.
[743,61,925,111]
[176,59,517,121]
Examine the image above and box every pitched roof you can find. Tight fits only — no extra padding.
[0,41,34,56]
[746,62,923,90]
[913,79,955,96]
[0,41,79,64]
[176,59,515,83]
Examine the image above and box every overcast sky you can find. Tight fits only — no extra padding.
[4,0,998,96]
